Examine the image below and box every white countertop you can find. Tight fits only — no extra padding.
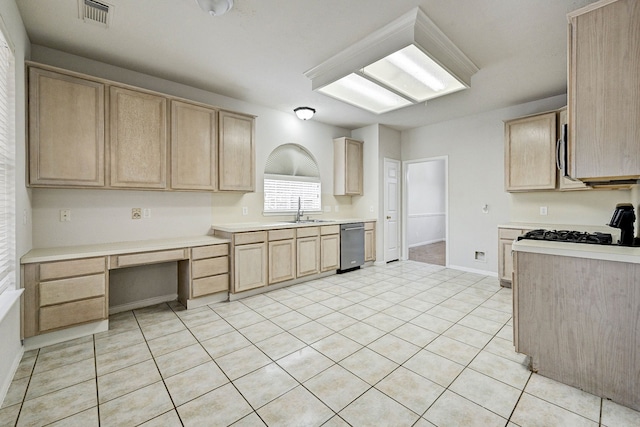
[513,239,640,264]
[211,218,376,233]
[21,235,230,264]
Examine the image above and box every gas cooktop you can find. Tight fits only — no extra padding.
[517,229,613,245]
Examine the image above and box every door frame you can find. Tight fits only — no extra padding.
[383,158,401,263]
[401,156,449,265]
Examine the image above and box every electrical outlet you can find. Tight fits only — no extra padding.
[132,208,142,220]
[59,209,71,222]
[324,206,331,213]
[334,205,339,213]
[143,208,151,218]
[242,207,248,216]
[539,206,548,216]
[369,206,374,213]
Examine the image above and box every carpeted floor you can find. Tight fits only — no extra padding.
[408,241,446,266]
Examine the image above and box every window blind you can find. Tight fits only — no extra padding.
[0,29,14,295]
[264,174,321,214]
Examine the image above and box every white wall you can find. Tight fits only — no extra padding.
[402,94,579,274]
[407,160,446,247]
[0,0,30,408]
[28,46,355,307]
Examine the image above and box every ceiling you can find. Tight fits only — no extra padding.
[15,0,597,131]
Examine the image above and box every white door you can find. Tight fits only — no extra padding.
[384,158,401,262]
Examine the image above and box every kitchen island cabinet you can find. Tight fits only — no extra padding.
[568,0,640,184]
[513,239,640,411]
[364,221,376,262]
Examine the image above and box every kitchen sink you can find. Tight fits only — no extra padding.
[286,219,334,224]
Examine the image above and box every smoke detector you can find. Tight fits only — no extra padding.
[78,0,112,27]
[195,0,234,16]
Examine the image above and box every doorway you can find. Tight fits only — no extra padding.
[383,158,401,263]
[403,157,448,266]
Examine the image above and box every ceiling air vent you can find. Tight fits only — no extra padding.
[79,0,112,27]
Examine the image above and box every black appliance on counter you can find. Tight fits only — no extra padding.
[607,203,636,246]
[518,229,613,245]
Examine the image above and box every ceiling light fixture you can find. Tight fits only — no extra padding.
[304,7,478,114]
[195,0,234,16]
[294,107,316,120]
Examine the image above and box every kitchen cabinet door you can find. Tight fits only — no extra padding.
[171,100,217,191]
[219,110,255,192]
[364,222,376,262]
[268,239,296,284]
[334,137,363,196]
[568,0,640,182]
[504,112,557,191]
[497,227,531,287]
[110,86,168,189]
[297,236,320,278]
[28,67,105,187]
[233,242,267,293]
[320,234,340,272]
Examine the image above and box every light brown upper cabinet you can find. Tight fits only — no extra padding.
[109,86,168,189]
[504,112,557,191]
[568,0,640,183]
[334,137,363,196]
[218,111,255,192]
[27,62,256,193]
[170,100,217,191]
[28,68,105,187]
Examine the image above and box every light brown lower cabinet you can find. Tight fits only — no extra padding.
[187,244,229,299]
[268,229,296,285]
[364,222,376,262]
[232,231,268,293]
[498,227,531,287]
[22,257,108,338]
[320,226,340,272]
[296,227,320,278]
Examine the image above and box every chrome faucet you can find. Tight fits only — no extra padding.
[295,197,304,222]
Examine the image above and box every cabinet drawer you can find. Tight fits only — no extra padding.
[192,244,228,260]
[192,256,228,279]
[499,228,526,241]
[296,227,320,238]
[112,249,188,268]
[320,225,340,235]
[39,274,106,307]
[234,231,267,245]
[365,222,375,231]
[192,274,229,298]
[39,257,105,281]
[269,229,295,241]
[39,296,106,332]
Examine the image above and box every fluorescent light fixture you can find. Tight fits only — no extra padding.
[319,74,412,114]
[363,44,466,102]
[304,7,478,114]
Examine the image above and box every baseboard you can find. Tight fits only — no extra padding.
[447,264,498,277]
[109,293,178,315]
[408,238,445,248]
[186,292,228,309]
[0,346,23,408]
[24,320,109,351]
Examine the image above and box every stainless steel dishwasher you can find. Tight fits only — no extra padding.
[339,222,365,273]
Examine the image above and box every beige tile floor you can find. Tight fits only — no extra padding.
[2,260,640,427]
